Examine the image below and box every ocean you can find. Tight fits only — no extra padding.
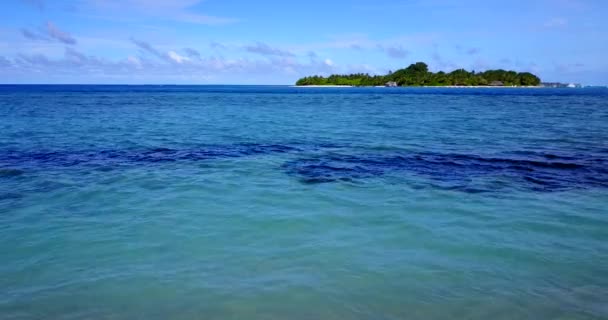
[1,85,607,319]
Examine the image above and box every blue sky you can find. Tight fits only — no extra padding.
[0,0,606,84]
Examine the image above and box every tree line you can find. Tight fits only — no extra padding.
[296,62,541,86]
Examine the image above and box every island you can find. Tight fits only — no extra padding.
[295,62,541,87]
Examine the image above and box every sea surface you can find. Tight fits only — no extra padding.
[1,85,607,319]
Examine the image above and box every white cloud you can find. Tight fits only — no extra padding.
[1,47,340,84]
[168,50,189,64]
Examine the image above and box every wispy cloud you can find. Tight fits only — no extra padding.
[0,56,12,68]
[550,0,589,11]
[84,0,236,25]
[430,46,458,71]
[544,18,568,28]
[183,48,201,59]
[20,28,48,41]
[466,47,481,55]
[454,45,481,56]
[471,58,490,71]
[210,41,227,50]
[171,13,236,25]
[291,33,439,53]
[554,62,585,72]
[244,42,294,57]
[499,58,512,65]
[130,37,167,60]
[64,47,87,62]
[379,45,410,59]
[7,32,342,81]
[2,48,338,83]
[45,22,77,45]
[21,0,45,11]
[20,22,77,45]
[16,53,51,66]
[130,38,196,64]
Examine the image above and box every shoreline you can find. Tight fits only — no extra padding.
[423,85,543,88]
[293,85,544,88]
[292,85,354,87]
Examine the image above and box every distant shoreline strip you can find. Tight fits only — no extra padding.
[292,85,545,88]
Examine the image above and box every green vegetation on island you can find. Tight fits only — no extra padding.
[296,62,541,87]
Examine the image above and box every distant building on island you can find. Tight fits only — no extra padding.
[489,81,504,86]
[385,81,398,87]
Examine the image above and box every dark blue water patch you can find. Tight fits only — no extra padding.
[0,192,22,201]
[0,143,307,170]
[0,168,25,177]
[282,151,608,192]
[3,144,607,192]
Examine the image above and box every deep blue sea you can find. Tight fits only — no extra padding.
[1,85,607,319]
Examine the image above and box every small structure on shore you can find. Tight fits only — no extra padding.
[385,81,398,87]
[542,82,582,88]
[489,81,504,86]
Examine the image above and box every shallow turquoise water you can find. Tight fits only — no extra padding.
[1,85,607,319]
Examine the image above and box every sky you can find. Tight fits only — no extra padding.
[0,0,606,85]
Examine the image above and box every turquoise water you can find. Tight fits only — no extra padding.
[1,85,607,319]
